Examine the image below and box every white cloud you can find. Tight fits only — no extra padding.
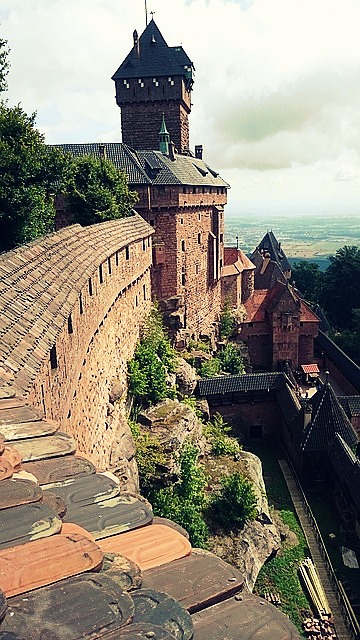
[1,0,360,215]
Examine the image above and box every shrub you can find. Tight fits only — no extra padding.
[211,471,257,529]
[149,441,209,547]
[200,357,221,378]
[203,413,241,457]
[218,343,245,375]
[219,303,236,340]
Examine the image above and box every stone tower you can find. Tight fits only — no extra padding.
[112,19,194,153]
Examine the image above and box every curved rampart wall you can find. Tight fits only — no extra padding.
[0,215,154,467]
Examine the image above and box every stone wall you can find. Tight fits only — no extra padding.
[140,199,225,342]
[0,216,154,469]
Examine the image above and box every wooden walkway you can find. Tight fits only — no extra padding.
[278,457,352,640]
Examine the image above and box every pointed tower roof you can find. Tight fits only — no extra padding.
[112,19,194,82]
[301,378,358,453]
[252,231,291,274]
[159,113,170,155]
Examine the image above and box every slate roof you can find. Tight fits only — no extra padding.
[328,433,360,515]
[54,143,229,189]
[301,380,358,453]
[316,330,360,393]
[197,372,286,397]
[276,382,302,426]
[338,396,360,418]
[251,250,287,290]
[252,231,292,274]
[112,19,194,81]
[0,215,153,395]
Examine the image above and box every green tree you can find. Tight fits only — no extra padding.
[0,38,10,92]
[210,471,257,530]
[65,154,138,226]
[127,306,176,405]
[0,104,67,251]
[292,261,323,302]
[319,245,360,330]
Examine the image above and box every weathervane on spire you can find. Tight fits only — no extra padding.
[150,10,155,19]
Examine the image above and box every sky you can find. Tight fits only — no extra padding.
[1,0,360,218]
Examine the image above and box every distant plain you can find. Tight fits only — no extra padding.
[225,214,360,269]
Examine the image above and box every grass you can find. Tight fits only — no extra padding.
[247,442,311,636]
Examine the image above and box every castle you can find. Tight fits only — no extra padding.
[0,16,359,640]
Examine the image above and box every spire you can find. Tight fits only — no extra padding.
[159,113,170,155]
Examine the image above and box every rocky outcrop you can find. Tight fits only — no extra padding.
[174,357,197,397]
[209,450,282,590]
[138,398,204,453]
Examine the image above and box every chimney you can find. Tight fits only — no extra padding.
[169,140,176,161]
[133,30,140,58]
[195,144,203,160]
[98,143,106,160]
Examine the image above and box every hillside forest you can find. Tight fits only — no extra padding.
[292,248,360,365]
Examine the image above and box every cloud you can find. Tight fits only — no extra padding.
[1,0,360,214]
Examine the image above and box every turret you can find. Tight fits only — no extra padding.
[112,19,194,153]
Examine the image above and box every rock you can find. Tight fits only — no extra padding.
[209,451,281,590]
[110,415,136,465]
[109,378,126,404]
[111,457,139,494]
[137,399,205,479]
[174,358,197,397]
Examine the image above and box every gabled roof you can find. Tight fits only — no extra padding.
[222,248,255,277]
[112,19,194,81]
[252,231,291,274]
[251,250,287,290]
[301,380,358,453]
[53,144,229,189]
[197,372,286,397]
[243,282,319,324]
[328,433,360,514]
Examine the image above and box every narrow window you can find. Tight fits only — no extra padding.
[150,219,155,227]
[125,246,130,260]
[181,240,185,252]
[182,273,186,286]
[115,251,119,266]
[195,264,199,274]
[198,233,201,244]
[99,264,103,284]
[50,345,58,369]
[88,278,93,296]
[67,314,73,334]
[79,293,83,315]
[135,295,138,307]
[198,213,201,221]
[143,284,146,300]
[220,233,223,243]
[143,239,146,251]
[108,256,112,274]
[180,218,184,225]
